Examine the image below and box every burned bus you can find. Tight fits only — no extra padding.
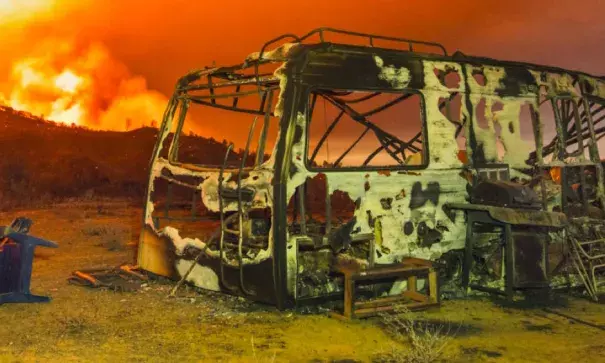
[137,28,605,309]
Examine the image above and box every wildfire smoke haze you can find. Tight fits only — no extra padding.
[0,1,604,134]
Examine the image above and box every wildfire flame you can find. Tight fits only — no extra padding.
[1,37,168,130]
[0,0,54,19]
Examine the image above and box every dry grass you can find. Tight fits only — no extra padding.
[251,335,277,362]
[376,306,456,363]
[1,203,605,362]
[81,221,132,251]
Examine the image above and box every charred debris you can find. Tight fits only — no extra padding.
[133,28,605,312]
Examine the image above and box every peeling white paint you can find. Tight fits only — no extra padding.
[422,61,465,168]
[287,236,298,296]
[246,43,299,62]
[496,98,535,167]
[176,259,220,291]
[273,64,288,118]
[327,170,467,263]
[287,112,317,200]
[374,56,411,89]
[425,61,464,93]
[143,154,276,270]
[467,65,505,95]
[162,226,212,256]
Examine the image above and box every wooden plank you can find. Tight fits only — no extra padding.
[402,290,428,303]
[355,302,439,318]
[504,224,514,301]
[405,302,440,311]
[354,304,396,318]
[354,295,411,310]
[400,257,433,268]
[352,267,430,281]
[343,276,355,319]
[328,312,350,321]
[408,275,417,293]
[428,269,438,303]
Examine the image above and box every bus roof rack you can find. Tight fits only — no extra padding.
[257,27,448,61]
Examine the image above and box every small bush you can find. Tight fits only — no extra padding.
[376,305,455,363]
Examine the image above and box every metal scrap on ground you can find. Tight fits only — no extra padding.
[68,264,148,292]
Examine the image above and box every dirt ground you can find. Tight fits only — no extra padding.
[0,201,604,363]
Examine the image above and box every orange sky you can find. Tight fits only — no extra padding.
[2,1,603,95]
[0,0,604,154]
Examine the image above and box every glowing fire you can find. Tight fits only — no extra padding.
[54,70,82,94]
[1,37,168,130]
[0,0,53,17]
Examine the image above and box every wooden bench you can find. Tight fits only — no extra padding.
[330,257,439,320]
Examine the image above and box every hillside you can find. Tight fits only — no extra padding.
[0,106,235,206]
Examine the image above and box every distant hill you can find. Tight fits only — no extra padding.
[0,106,240,207]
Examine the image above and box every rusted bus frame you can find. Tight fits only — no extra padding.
[144,59,286,301]
[583,97,605,159]
[142,34,605,309]
[271,61,300,310]
[452,52,605,84]
[438,91,463,136]
[363,132,423,167]
[169,69,280,167]
[578,103,605,125]
[304,88,430,172]
[529,96,605,165]
[181,75,280,117]
[546,94,605,215]
[181,75,279,92]
[527,96,563,166]
[538,97,585,215]
[308,90,420,167]
[570,101,605,145]
[321,92,417,165]
[154,172,217,225]
[143,64,280,228]
[567,99,605,135]
[184,85,280,118]
[218,144,239,292]
[174,61,281,118]
[154,172,217,223]
[549,115,605,156]
[257,27,448,61]
[308,110,345,165]
[253,27,448,97]
[320,91,424,167]
[142,92,181,228]
[581,96,605,213]
[257,90,275,165]
[552,97,586,159]
[167,99,190,162]
[176,62,277,89]
[236,117,259,297]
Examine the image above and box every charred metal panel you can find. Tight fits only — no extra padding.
[512,231,549,288]
[300,47,425,91]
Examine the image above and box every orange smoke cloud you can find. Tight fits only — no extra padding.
[1,37,167,130]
